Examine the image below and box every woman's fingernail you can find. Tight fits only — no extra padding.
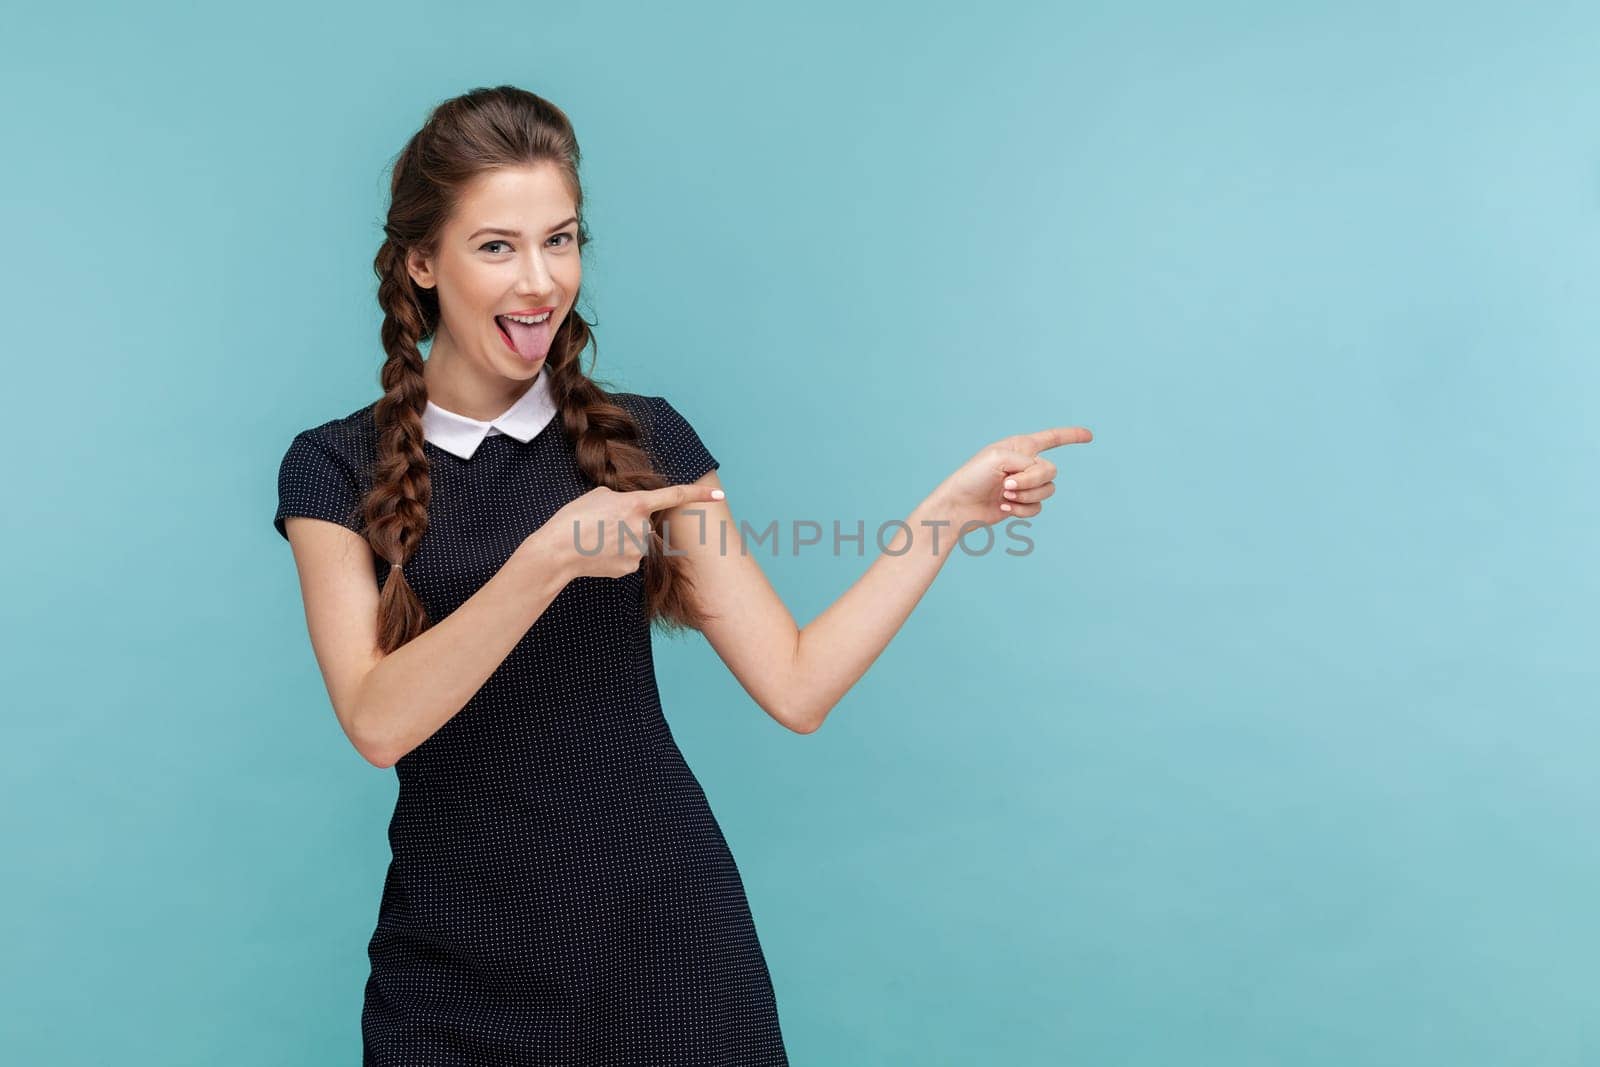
[1000,503,1012,512]
[1004,478,1017,490]
[711,489,725,500]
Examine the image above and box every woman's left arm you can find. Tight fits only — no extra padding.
[660,425,1092,734]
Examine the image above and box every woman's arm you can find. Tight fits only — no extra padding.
[349,532,576,767]
[665,479,959,735]
[286,517,576,768]
[290,480,720,767]
[665,426,1091,734]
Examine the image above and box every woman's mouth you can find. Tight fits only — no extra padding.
[495,309,555,363]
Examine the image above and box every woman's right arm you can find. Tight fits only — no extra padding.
[283,519,575,769]
[283,480,719,769]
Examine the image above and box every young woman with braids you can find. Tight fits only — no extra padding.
[273,85,1090,1064]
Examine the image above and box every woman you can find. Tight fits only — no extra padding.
[273,84,1089,1064]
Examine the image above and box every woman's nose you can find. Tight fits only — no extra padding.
[517,251,555,296]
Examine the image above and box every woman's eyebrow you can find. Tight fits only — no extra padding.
[468,216,579,240]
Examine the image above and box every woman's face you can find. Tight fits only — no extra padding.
[406,161,583,383]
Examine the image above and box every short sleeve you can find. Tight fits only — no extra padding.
[273,429,367,541]
[647,395,720,485]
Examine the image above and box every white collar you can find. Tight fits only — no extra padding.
[422,370,558,460]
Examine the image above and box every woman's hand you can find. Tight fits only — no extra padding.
[931,426,1093,531]
[537,483,727,580]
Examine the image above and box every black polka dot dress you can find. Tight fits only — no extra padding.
[273,381,789,1064]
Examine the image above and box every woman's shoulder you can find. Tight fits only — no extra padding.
[279,400,381,484]
[605,388,695,431]
[605,388,654,418]
[605,388,718,483]
[293,399,380,448]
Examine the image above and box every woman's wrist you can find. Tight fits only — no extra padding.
[918,482,971,531]
[516,525,577,592]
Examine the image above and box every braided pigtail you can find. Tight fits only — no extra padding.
[545,330,718,637]
[364,235,435,654]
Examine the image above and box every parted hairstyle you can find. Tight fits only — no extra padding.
[365,85,712,655]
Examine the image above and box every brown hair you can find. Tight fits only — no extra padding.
[364,85,712,654]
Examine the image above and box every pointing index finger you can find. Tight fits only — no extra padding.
[1025,426,1093,453]
[643,482,725,512]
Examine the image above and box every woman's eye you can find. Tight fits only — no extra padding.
[481,234,575,254]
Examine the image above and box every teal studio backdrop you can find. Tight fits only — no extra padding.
[2,0,1596,1063]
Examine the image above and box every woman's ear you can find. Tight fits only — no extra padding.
[405,246,437,290]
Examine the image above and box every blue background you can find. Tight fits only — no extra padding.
[3,1,1597,1063]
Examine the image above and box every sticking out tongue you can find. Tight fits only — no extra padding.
[497,315,552,361]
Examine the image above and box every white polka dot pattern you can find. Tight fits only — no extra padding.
[274,393,789,1064]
